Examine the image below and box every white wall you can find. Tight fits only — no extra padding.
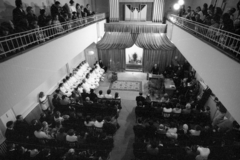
[0,19,106,123]
[167,21,240,124]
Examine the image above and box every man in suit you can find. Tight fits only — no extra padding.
[5,121,17,141]
[136,92,145,104]
[12,0,26,25]
[151,64,159,75]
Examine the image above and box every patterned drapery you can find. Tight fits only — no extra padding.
[97,32,175,50]
[152,0,165,23]
[109,0,119,22]
[105,23,167,33]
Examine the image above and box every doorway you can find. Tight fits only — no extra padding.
[126,44,143,71]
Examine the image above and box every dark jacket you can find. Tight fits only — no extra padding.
[12,7,26,25]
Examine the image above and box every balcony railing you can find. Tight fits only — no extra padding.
[168,14,240,61]
[0,13,106,61]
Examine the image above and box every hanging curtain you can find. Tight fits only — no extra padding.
[152,0,165,23]
[98,49,126,71]
[135,33,175,50]
[97,32,135,49]
[105,23,167,33]
[143,49,174,73]
[109,0,119,22]
[97,32,175,50]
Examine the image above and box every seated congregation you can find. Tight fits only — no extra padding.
[133,63,240,160]
[4,60,120,160]
[0,0,96,60]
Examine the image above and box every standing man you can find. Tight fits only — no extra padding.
[151,64,159,75]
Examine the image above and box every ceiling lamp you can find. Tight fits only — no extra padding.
[178,0,185,6]
[173,3,180,10]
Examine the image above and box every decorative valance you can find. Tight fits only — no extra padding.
[105,23,167,33]
[97,32,175,50]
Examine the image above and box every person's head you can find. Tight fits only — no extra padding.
[15,0,23,8]
[42,121,48,128]
[76,3,80,9]
[39,92,44,98]
[0,26,9,36]
[99,90,103,95]
[176,103,181,109]
[69,0,74,5]
[221,13,231,24]
[137,118,142,124]
[203,3,208,10]
[16,115,23,121]
[164,93,168,99]
[31,119,38,125]
[96,116,103,122]
[214,7,222,15]
[154,64,157,68]
[68,129,75,136]
[183,124,188,130]
[55,1,61,7]
[196,6,201,12]
[228,7,236,15]
[186,103,191,109]
[86,4,90,8]
[115,92,119,98]
[40,9,45,16]
[191,145,198,152]
[80,5,84,9]
[26,6,33,14]
[6,121,14,129]
[107,89,111,95]
[85,115,91,123]
[90,89,94,94]
[86,97,90,101]
[55,111,61,118]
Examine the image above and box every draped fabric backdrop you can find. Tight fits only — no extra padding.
[143,48,185,73]
[152,0,165,22]
[98,49,126,71]
[97,29,185,72]
[109,0,119,22]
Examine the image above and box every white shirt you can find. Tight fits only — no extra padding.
[163,108,172,113]
[69,5,77,13]
[66,135,78,142]
[189,130,201,136]
[105,94,113,99]
[84,121,95,127]
[197,147,210,159]
[34,131,52,139]
[97,94,104,98]
[94,121,104,128]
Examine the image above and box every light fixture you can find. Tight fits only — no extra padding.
[88,51,94,55]
[173,3,180,10]
[178,0,184,6]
